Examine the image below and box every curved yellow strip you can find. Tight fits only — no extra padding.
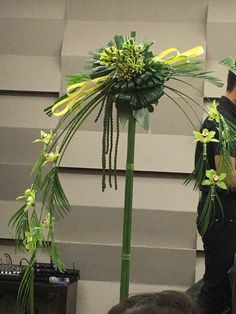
[67,76,108,96]
[181,45,204,58]
[153,48,179,62]
[52,75,109,116]
[51,95,73,117]
[154,45,204,65]
[67,82,84,97]
[165,55,189,65]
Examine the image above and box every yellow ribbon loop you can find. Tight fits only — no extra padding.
[51,95,74,117]
[181,45,204,59]
[153,48,179,62]
[52,75,109,117]
[153,45,204,65]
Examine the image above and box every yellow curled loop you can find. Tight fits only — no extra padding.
[67,82,85,97]
[153,45,204,66]
[181,45,204,59]
[51,95,74,117]
[153,48,179,62]
[51,75,109,117]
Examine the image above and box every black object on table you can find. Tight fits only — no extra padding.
[0,262,80,314]
[0,279,78,314]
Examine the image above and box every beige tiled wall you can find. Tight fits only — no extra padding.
[0,1,235,313]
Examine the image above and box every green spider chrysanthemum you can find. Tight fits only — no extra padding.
[100,39,145,80]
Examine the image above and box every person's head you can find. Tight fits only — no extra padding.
[226,70,236,94]
[225,69,236,104]
[107,291,202,314]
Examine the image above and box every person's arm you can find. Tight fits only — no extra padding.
[215,155,236,189]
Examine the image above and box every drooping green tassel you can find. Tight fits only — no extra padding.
[114,110,120,190]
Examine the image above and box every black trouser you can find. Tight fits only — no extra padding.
[198,192,236,314]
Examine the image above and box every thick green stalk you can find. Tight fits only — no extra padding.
[120,113,136,302]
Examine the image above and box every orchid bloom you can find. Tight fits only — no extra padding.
[202,169,227,190]
[16,186,36,211]
[33,130,55,146]
[208,100,220,123]
[43,147,60,166]
[193,128,219,144]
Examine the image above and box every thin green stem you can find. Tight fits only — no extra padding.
[120,113,136,302]
[165,85,202,125]
[57,99,102,165]
[164,85,207,115]
[164,91,197,129]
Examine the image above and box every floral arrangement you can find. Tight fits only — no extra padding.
[9,32,236,313]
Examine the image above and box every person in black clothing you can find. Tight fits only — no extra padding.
[196,70,236,314]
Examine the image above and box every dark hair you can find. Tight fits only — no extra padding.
[107,291,202,314]
[226,70,236,92]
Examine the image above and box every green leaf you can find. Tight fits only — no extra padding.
[130,31,136,40]
[172,60,223,87]
[132,107,151,132]
[30,153,45,177]
[118,111,129,127]
[114,35,125,49]
[66,73,90,84]
[50,245,65,272]
[219,57,236,75]
[17,253,35,314]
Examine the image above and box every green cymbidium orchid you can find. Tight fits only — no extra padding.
[193,128,219,144]
[33,130,55,147]
[23,226,43,252]
[41,213,54,229]
[202,169,227,190]
[23,231,36,252]
[42,147,60,166]
[208,100,220,123]
[16,186,36,211]
[23,228,39,252]
[197,169,227,236]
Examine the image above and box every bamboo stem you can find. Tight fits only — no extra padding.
[120,113,136,302]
